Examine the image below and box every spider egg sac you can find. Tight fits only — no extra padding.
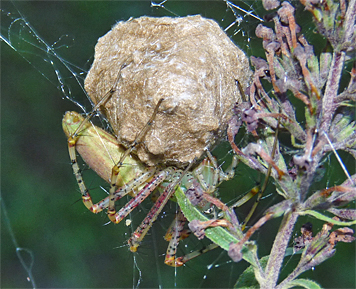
[84,15,252,167]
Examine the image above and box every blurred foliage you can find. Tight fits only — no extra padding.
[1,1,354,288]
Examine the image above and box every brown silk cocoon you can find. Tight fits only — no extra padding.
[85,15,252,167]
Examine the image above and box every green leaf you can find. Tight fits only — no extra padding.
[299,210,356,226]
[281,278,322,289]
[234,255,269,289]
[175,186,257,266]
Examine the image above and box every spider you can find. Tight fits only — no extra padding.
[61,15,252,267]
[62,103,238,267]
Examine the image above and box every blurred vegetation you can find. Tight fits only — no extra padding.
[1,1,354,288]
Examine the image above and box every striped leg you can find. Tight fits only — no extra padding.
[107,99,164,223]
[164,209,190,266]
[128,167,179,252]
[108,169,169,224]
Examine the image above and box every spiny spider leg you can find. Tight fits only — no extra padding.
[163,209,220,266]
[194,152,239,195]
[194,152,219,193]
[164,209,190,266]
[108,168,174,223]
[67,132,93,210]
[91,167,156,213]
[69,66,124,143]
[128,160,196,252]
[107,98,164,221]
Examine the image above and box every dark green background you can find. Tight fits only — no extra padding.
[1,1,355,288]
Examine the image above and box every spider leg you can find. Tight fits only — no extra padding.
[108,169,169,223]
[128,160,195,252]
[164,209,190,267]
[107,98,164,221]
[68,136,94,211]
[164,209,190,242]
[163,210,220,267]
[69,67,124,143]
[173,243,219,266]
[128,167,178,252]
[194,153,239,196]
[91,168,156,213]
[217,154,239,184]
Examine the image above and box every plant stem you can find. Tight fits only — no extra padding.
[319,50,346,134]
[261,211,298,289]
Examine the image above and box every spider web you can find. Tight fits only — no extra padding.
[1,1,355,288]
